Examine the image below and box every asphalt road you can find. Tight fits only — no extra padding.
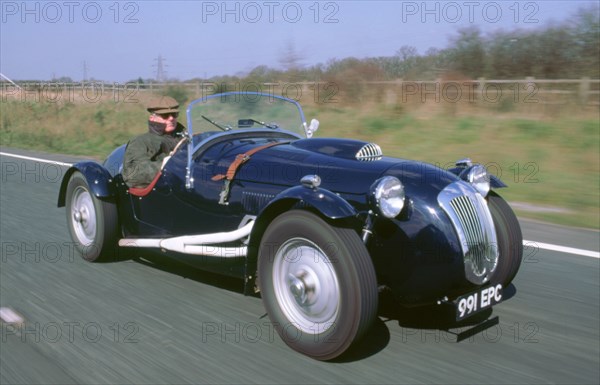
[1,148,599,385]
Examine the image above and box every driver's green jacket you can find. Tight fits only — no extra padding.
[122,122,185,188]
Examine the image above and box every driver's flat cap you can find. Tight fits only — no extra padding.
[147,95,179,114]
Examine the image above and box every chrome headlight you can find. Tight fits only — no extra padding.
[460,164,490,197]
[370,176,405,218]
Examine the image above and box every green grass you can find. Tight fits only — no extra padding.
[1,98,598,229]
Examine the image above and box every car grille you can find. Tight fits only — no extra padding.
[438,182,498,285]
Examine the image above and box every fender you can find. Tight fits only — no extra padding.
[243,184,359,295]
[489,175,508,189]
[263,184,357,220]
[57,161,116,207]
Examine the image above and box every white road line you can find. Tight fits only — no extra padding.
[0,307,24,324]
[0,151,73,167]
[524,240,600,259]
[1,151,599,259]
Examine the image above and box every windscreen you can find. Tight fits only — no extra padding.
[186,92,307,138]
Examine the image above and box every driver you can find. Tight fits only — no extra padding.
[122,96,186,188]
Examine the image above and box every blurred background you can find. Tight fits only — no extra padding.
[1,1,598,228]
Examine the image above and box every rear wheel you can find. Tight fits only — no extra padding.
[65,172,119,262]
[488,191,523,287]
[258,210,378,360]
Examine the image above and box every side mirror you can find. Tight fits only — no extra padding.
[305,119,319,138]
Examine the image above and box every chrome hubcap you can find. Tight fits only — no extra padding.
[71,187,96,245]
[273,238,340,334]
[288,269,317,306]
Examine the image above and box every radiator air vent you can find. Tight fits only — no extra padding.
[356,143,383,161]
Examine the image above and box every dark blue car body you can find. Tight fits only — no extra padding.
[59,92,522,360]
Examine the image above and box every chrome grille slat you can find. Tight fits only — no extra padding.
[463,197,484,246]
[438,182,499,285]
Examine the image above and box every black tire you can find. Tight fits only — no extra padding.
[258,210,378,360]
[488,191,523,287]
[65,172,119,262]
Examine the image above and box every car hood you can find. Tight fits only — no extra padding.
[228,138,459,196]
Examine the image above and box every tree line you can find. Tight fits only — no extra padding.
[216,5,599,84]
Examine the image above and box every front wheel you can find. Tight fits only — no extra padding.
[65,172,119,262]
[258,210,378,360]
[488,191,523,287]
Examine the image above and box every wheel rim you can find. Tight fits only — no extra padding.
[70,186,97,246]
[272,237,340,334]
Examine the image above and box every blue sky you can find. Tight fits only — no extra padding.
[1,1,596,82]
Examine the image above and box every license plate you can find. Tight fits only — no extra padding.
[455,284,503,321]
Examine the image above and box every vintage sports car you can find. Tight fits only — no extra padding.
[58,92,523,360]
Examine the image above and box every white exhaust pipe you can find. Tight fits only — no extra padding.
[118,221,253,257]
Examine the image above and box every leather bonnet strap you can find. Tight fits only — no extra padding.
[211,141,288,182]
